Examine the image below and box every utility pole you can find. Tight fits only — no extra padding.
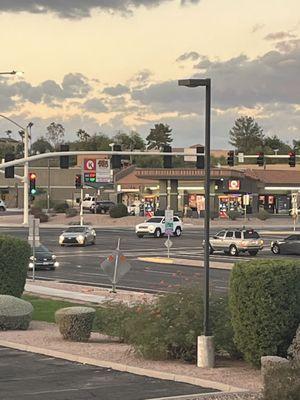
[23,125,29,225]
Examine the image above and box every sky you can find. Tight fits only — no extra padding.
[1,0,300,148]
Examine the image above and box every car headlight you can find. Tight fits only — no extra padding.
[148,225,155,233]
[52,254,56,260]
[91,230,96,236]
[77,234,85,243]
[259,240,264,246]
[54,261,59,268]
[59,235,64,243]
[28,262,34,270]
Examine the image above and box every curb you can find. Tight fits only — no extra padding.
[0,340,248,394]
[137,257,233,271]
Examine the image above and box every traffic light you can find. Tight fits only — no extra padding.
[163,145,172,168]
[196,146,204,169]
[75,174,82,189]
[289,151,296,167]
[4,153,15,178]
[227,150,234,167]
[257,152,264,167]
[29,173,37,196]
[60,144,69,169]
[111,144,122,169]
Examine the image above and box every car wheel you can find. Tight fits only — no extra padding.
[0,206,5,211]
[271,244,280,255]
[137,234,144,238]
[249,250,258,256]
[100,208,105,214]
[209,245,214,255]
[154,228,162,238]
[92,237,96,245]
[175,227,182,237]
[229,245,239,256]
[82,238,87,247]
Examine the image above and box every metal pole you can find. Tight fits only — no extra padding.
[112,238,120,293]
[23,126,29,225]
[80,187,84,226]
[47,158,51,211]
[203,80,211,337]
[32,219,36,282]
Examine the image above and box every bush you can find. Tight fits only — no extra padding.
[34,212,49,223]
[0,235,31,297]
[0,295,33,330]
[65,208,78,218]
[229,260,300,366]
[30,206,42,216]
[94,287,237,362]
[255,209,270,220]
[54,202,69,213]
[228,210,241,220]
[109,203,128,218]
[288,325,300,362]
[55,306,96,341]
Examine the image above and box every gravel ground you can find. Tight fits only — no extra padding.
[0,320,262,392]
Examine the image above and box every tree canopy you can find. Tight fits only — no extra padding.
[146,123,173,150]
[229,116,264,153]
[46,122,65,149]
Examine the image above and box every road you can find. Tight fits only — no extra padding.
[0,347,216,400]
[0,226,296,294]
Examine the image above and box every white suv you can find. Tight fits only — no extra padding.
[136,216,183,238]
[0,200,6,211]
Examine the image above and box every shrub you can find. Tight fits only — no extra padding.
[228,210,241,220]
[54,202,69,213]
[255,209,270,220]
[0,235,31,297]
[109,203,128,218]
[34,212,49,223]
[288,325,300,362]
[94,287,236,362]
[0,295,33,330]
[65,208,78,218]
[55,306,96,341]
[30,206,42,216]
[229,260,300,366]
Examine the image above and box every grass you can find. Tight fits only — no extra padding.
[22,295,85,323]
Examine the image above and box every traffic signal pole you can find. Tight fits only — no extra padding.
[23,126,29,225]
[80,187,84,226]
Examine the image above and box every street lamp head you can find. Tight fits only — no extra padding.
[178,78,210,87]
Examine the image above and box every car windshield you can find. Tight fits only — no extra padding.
[147,218,163,223]
[65,227,85,233]
[244,230,260,239]
[35,245,50,253]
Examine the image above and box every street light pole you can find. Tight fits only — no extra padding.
[178,78,214,368]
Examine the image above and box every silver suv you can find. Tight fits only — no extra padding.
[209,229,264,256]
[0,200,6,211]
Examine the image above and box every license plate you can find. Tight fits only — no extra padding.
[43,262,51,265]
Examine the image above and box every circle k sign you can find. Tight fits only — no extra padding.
[84,159,96,171]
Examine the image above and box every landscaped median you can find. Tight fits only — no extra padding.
[137,256,234,270]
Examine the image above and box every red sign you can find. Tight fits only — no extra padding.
[228,180,240,191]
[84,159,96,171]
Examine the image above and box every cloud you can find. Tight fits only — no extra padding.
[176,51,200,62]
[103,84,130,96]
[0,0,200,19]
[264,31,296,41]
[61,73,91,98]
[251,23,265,33]
[83,98,108,112]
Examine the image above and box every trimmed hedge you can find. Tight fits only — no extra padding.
[55,306,96,341]
[0,235,31,297]
[54,202,69,213]
[109,203,128,218]
[0,295,33,330]
[229,259,300,366]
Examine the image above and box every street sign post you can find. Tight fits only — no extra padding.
[291,193,299,231]
[164,236,173,259]
[164,209,174,258]
[243,194,250,221]
[28,216,40,281]
[100,238,132,292]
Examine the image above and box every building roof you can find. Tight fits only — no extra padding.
[245,169,300,185]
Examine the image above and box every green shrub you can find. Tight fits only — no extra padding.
[109,203,128,218]
[34,212,49,223]
[30,206,42,216]
[65,208,78,218]
[228,210,241,220]
[54,202,69,213]
[288,325,300,362]
[94,287,236,362]
[0,295,33,330]
[0,235,31,297]
[229,260,300,366]
[255,209,270,220]
[55,306,96,341]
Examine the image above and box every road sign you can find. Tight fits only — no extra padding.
[243,194,250,206]
[28,215,40,246]
[100,239,132,292]
[96,158,112,183]
[164,237,173,248]
[84,159,96,171]
[165,209,174,236]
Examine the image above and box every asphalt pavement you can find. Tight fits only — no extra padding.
[0,226,297,294]
[0,347,217,400]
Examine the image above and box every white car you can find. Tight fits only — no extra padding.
[0,200,6,211]
[135,216,183,238]
[59,225,96,246]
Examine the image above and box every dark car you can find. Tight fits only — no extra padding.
[90,201,115,214]
[271,234,300,255]
[29,244,59,271]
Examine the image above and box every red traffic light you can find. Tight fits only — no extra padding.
[29,172,36,180]
[289,151,296,167]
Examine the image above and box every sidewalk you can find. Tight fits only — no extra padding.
[0,279,262,394]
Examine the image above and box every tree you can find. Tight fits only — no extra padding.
[46,122,65,148]
[113,131,145,151]
[229,116,264,154]
[76,129,90,142]
[264,135,291,154]
[293,139,300,153]
[146,123,173,150]
[70,133,111,152]
[31,137,53,154]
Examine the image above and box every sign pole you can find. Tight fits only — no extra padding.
[112,238,120,293]
[32,218,36,281]
[167,234,170,259]
[80,187,84,226]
